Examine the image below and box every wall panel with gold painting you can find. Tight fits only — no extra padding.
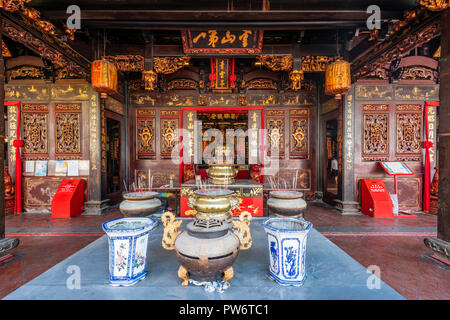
[136,109,156,160]
[160,110,179,159]
[22,103,49,159]
[265,110,285,158]
[289,109,309,159]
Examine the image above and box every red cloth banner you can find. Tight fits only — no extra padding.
[423,101,439,213]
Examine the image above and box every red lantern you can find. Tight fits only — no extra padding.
[91,59,117,95]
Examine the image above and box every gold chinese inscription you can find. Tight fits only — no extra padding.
[363,113,389,155]
[183,29,263,54]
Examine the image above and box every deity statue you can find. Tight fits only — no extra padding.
[4,167,14,197]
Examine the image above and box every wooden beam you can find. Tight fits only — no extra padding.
[41,9,404,22]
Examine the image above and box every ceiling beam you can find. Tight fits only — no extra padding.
[41,9,404,22]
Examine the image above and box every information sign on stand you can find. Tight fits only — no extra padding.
[378,161,414,216]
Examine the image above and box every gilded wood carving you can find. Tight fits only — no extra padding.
[55,112,81,155]
[136,110,156,159]
[266,116,285,157]
[396,112,422,154]
[22,106,48,156]
[289,109,309,158]
[363,113,389,156]
[160,118,179,158]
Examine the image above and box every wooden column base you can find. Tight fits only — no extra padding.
[0,237,19,257]
[424,237,450,261]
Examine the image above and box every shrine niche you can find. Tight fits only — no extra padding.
[396,105,423,158]
[160,110,179,159]
[22,104,48,157]
[55,103,82,157]
[266,110,285,157]
[362,111,389,158]
[136,109,156,159]
[289,109,309,159]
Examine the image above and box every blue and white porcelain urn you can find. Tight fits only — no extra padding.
[262,217,312,286]
[102,217,157,286]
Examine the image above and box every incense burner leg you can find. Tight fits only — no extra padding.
[222,266,234,283]
[178,265,189,286]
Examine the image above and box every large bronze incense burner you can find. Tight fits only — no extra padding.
[162,186,252,286]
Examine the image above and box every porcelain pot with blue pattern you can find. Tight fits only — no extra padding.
[262,217,312,286]
[102,217,157,286]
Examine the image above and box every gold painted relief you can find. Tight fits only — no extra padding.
[396,113,422,154]
[266,118,285,157]
[137,118,156,156]
[22,112,48,155]
[363,113,389,155]
[160,118,179,158]
[289,110,309,158]
[55,113,81,154]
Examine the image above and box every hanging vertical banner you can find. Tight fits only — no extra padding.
[215,58,229,89]
[423,101,439,212]
[181,29,263,54]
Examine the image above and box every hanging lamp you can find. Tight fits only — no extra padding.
[325,32,351,100]
[91,31,117,96]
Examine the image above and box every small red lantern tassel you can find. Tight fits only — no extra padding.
[209,58,216,87]
[229,58,237,88]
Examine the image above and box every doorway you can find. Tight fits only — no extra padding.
[106,117,121,195]
[322,110,340,204]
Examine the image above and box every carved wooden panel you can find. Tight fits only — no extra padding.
[396,104,422,159]
[24,177,88,212]
[22,104,48,157]
[160,110,179,159]
[136,109,156,159]
[362,112,389,157]
[55,103,82,157]
[289,109,309,159]
[266,110,285,157]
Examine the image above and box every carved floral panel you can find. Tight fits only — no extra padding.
[55,112,81,154]
[363,113,389,156]
[22,112,48,156]
[396,112,422,155]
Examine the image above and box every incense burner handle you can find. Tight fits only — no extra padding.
[187,195,196,210]
[232,211,252,250]
[229,196,240,212]
[161,211,182,250]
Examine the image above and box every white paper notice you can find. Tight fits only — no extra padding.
[25,161,35,173]
[67,160,79,176]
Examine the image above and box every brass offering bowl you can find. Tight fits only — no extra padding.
[267,190,307,218]
[119,191,162,217]
[207,164,239,185]
[188,189,239,222]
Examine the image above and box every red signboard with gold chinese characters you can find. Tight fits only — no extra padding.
[181,29,263,54]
